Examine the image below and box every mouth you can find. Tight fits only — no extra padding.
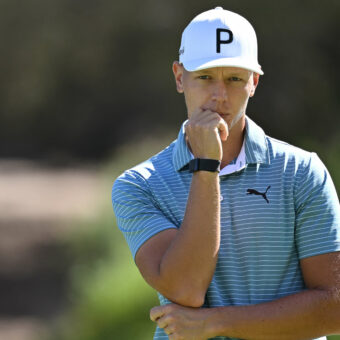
[218,113,230,119]
[201,107,232,120]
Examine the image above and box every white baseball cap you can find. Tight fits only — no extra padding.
[179,7,264,75]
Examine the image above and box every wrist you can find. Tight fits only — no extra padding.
[203,307,224,339]
[189,158,221,173]
[192,170,219,182]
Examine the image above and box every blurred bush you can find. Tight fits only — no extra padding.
[48,136,174,340]
[50,212,159,340]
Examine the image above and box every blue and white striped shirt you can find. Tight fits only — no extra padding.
[112,116,340,340]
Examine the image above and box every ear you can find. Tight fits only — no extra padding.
[172,61,184,93]
[249,72,260,97]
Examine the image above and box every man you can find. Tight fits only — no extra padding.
[112,7,340,340]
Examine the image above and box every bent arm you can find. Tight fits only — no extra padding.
[135,108,228,307]
[136,170,220,307]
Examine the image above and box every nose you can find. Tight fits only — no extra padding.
[211,80,228,102]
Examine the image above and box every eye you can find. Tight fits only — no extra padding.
[198,75,211,80]
[230,76,242,81]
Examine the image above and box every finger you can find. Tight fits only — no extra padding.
[155,315,169,329]
[150,306,164,322]
[197,110,221,124]
[188,107,204,119]
[163,325,173,335]
[189,107,221,122]
[197,114,229,141]
[217,119,229,141]
[186,111,222,130]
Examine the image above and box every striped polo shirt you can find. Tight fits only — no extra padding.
[112,116,340,340]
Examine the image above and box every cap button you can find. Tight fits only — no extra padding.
[215,6,223,10]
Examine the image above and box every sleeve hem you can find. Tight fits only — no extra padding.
[132,225,178,262]
[298,246,340,260]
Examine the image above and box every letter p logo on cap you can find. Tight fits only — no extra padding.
[216,28,233,53]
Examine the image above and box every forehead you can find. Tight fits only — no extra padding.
[183,66,253,78]
[194,66,252,75]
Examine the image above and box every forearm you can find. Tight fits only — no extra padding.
[158,171,220,306]
[207,288,340,339]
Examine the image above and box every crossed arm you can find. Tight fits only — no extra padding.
[149,252,340,339]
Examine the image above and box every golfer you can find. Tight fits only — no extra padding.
[112,7,340,340]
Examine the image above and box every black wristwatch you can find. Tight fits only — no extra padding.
[189,158,221,173]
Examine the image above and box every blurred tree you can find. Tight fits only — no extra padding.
[0,0,338,170]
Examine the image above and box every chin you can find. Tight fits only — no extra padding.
[229,114,246,130]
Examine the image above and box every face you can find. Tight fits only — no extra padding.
[172,62,259,130]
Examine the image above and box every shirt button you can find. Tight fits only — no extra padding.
[220,195,224,201]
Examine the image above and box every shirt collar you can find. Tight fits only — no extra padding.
[244,116,271,165]
[172,121,192,171]
[172,116,270,172]
[219,141,246,176]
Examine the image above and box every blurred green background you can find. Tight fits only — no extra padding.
[0,0,338,339]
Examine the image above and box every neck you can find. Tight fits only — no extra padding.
[220,116,246,168]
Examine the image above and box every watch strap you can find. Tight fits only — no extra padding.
[189,158,221,173]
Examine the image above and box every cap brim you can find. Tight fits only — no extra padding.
[182,57,264,75]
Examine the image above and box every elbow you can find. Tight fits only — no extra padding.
[162,286,206,308]
[153,267,208,307]
[145,274,206,307]
[178,295,205,308]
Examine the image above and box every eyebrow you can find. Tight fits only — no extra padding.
[195,69,249,77]
[195,70,214,74]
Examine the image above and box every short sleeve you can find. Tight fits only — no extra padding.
[112,170,177,260]
[295,152,340,259]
